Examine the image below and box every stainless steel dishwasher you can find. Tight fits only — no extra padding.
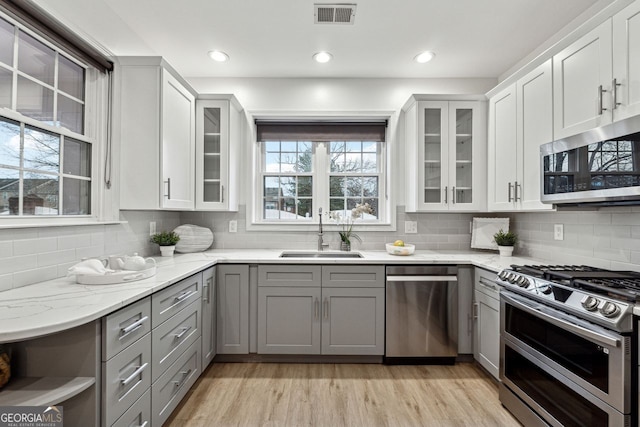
[385,265,458,362]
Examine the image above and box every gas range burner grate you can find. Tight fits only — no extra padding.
[573,278,640,302]
[510,264,609,277]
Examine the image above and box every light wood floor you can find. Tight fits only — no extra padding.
[166,362,520,427]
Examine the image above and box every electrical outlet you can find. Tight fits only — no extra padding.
[149,221,156,236]
[554,224,564,241]
[229,220,237,233]
[404,221,418,234]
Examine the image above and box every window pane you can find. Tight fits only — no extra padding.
[362,153,377,173]
[0,18,14,66]
[345,177,361,196]
[296,150,312,172]
[63,137,91,177]
[297,198,312,218]
[17,76,54,123]
[24,125,59,173]
[265,141,279,152]
[23,171,58,215]
[203,107,220,133]
[18,31,55,85]
[281,141,296,152]
[0,118,21,168]
[280,176,295,197]
[329,198,344,212]
[58,55,84,100]
[0,66,12,108]
[63,177,90,214]
[0,167,18,215]
[345,152,361,172]
[363,198,379,218]
[362,141,377,152]
[280,151,296,172]
[265,152,280,172]
[58,94,84,134]
[363,177,378,196]
[264,177,279,198]
[329,176,343,197]
[298,176,312,197]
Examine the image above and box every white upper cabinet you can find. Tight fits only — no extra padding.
[118,57,196,210]
[404,97,487,212]
[195,96,242,211]
[613,1,640,121]
[488,60,554,212]
[553,20,613,139]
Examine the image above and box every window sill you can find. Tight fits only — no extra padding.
[0,217,127,230]
[246,220,396,233]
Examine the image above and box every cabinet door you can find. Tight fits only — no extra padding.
[216,265,249,354]
[201,267,216,368]
[417,101,450,210]
[448,101,486,211]
[488,84,518,211]
[553,20,613,139]
[161,70,195,209]
[321,287,384,355]
[516,60,555,211]
[613,1,640,121]
[473,289,500,380]
[196,100,230,210]
[257,287,321,354]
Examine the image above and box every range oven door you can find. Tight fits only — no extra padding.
[500,291,631,426]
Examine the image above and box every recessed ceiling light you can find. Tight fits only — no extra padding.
[414,51,435,64]
[208,50,229,62]
[313,51,333,63]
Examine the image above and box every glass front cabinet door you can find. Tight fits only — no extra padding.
[404,98,486,212]
[195,97,242,210]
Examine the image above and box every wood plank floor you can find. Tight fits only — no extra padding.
[166,362,521,427]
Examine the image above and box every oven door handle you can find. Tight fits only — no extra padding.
[502,292,621,348]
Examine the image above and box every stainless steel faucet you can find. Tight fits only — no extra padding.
[318,207,328,251]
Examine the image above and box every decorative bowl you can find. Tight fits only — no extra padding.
[385,243,415,256]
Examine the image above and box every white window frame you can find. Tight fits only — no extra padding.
[0,12,116,228]
[247,112,397,232]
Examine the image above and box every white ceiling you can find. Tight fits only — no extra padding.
[34,0,608,80]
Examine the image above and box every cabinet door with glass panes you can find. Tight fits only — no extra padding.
[413,100,486,211]
[195,98,241,210]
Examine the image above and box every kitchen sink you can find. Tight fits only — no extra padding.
[279,251,363,258]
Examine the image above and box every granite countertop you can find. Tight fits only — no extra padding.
[0,249,543,343]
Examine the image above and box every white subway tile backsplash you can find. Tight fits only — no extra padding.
[0,241,12,258]
[0,274,12,292]
[13,266,58,289]
[37,249,76,267]
[0,254,38,275]
[13,237,57,255]
[58,234,92,250]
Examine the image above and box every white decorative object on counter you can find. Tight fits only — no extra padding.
[471,217,509,250]
[67,259,110,276]
[498,246,514,257]
[173,224,214,253]
[385,243,415,256]
[75,259,157,285]
[160,246,176,257]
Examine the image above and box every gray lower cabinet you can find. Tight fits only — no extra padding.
[111,389,150,427]
[256,265,385,356]
[201,266,216,368]
[217,264,250,354]
[473,267,500,380]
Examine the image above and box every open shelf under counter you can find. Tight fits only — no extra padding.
[0,376,95,406]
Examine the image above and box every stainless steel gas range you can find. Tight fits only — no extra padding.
[495,264,640,427]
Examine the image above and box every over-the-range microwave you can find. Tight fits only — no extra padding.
[541,115,640,206]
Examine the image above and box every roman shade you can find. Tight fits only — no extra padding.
[256,121,387,142]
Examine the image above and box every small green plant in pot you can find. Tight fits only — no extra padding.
[493,229,517,257]
[151,231,180,257]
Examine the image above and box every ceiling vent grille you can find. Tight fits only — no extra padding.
[314,4,356,24]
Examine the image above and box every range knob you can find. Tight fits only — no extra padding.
[600,302,620,318]
[516,276,530,288]
[507,273,519,284]
[498,270,510,281]
[580,296,599,311]
[539,285,552,295]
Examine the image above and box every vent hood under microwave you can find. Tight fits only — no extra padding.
[541,115,640,206]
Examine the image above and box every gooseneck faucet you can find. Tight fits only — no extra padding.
[318,207,328,251]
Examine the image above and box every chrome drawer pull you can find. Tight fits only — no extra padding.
[138,422,148,427]
[174,290,195,303]
[121,362,148,386]
[120,316,149,337]
[173,326,192,340]
[479,277,498,291]
[172,369,192,387]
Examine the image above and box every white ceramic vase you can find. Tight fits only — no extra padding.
[159,245,176,257]
[498,245,514,257]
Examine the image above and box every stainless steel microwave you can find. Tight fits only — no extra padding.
[541,115,640,206]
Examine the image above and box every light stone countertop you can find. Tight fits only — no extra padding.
[0,249,544,343]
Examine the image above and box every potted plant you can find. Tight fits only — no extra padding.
[151,231,181,257]
[493,229,517,257]
[331,203,373,251]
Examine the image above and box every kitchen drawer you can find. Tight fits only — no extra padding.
[103,297,151,361]
[321,265,384,288]
[475,268,500,300]
[151,299,200,382]
[111,389,150,427]
[102,333,151,426]
[152,272,202,328]
[152,337,201,427]
[258,265,321,287]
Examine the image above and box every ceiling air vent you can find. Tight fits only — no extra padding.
[314,4,357,25]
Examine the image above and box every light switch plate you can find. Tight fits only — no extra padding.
[229,220,237,233]
[554,224,564,241]
[149,221,156,236]
[404,221,418,234]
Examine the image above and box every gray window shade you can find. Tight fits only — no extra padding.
[256,121,386,142]
[0,0,113,72]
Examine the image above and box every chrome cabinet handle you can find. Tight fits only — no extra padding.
[514,181,521,202]
[138,422,149,427]
[452,187,456,204]
[314,298,319,320]
[174,290,195,303]
[121,362,148,386]
[598,85,608,115]
[473,302,479,320]
[203,277,212,303]
[164,177,171,199]
[221,185,224,203]
[172,369,192,388]
[508,182,513,202]
[173,326,192,340]
[612,78,621,109]
[120,316,149,338]
[479,277,498,291]
[323,298,329,320]
[444,186,448,204]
